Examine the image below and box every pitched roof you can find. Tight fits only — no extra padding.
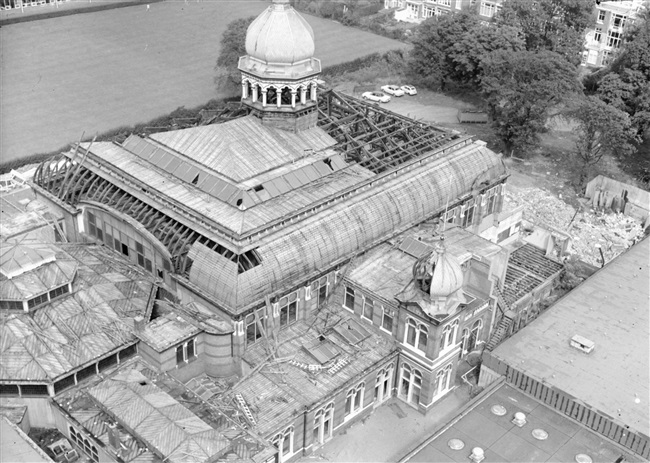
[149,116,337,184]
[89,370,229,463]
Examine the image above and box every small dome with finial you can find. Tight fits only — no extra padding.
[429,243,464,298]
[245,0,315,64]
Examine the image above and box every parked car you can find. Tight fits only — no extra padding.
[362,91,391,103]
[400,85,417,95]
[380,85,405,97]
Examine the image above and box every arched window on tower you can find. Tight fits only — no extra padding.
[246,81,253,100]
[267,87,278,105]
[281,87,292,106]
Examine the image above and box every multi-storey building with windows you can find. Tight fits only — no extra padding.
[583,0,645,67]
[384,0,502,23]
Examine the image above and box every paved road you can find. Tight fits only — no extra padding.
[0,1,405,164]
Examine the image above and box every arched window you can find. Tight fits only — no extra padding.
[404,318,428,353]
[399,363,422,406]
[374,364,393,403]
[439,319,459,352]
[313,403,334,446]
[267,87,278,105]
[344,382,365,418]
[272,426,294,463]
[435,363,453,397]
[281,87,292,105]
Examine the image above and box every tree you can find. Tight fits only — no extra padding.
[480,49,582,156]
[408,10,481,90]
[447,23,525,85]
[214,16,256,94]
[564,96,640,187]
[594,10,650,136]
[495,0,593,65]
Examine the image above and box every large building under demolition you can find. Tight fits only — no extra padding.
[0,1,571,462]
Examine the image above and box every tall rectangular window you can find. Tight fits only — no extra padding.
[597,9,605,23]
[176,338,197,366]
[279,292,298,327]
[362,297,374,321]
[381,307,393,333]
[607,30,622,48]
[594,27,602,42]
[246,309,266,345]
[344,286,355,311]
[461,201,476,228]
[484,188,498,216]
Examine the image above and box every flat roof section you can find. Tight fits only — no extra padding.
[405,383,643,463]
[490,238,650,437]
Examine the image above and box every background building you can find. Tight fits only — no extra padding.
[583,0,646,67]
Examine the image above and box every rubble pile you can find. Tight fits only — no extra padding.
[505,187,645,267]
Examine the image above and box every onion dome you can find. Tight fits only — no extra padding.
[429,243,464,298]
[245,0,315,64]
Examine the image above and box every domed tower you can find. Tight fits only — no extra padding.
[238,0,322,132]
[413,239,466,317]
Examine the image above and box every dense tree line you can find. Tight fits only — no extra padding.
[407,0,649,186]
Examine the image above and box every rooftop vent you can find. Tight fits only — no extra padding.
[570,334,595,354]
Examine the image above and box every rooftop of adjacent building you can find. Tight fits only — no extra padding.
[0,243,155,383]
[55,358,275,463]
[489,237,650,437]
[346,225,503,319]
[0,416,54,463]
[228,304,397,436]
[401,382,643,463]
[0,171,63,240]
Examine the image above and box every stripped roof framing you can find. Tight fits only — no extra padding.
[317,90,459,174]
[33,162,261,275]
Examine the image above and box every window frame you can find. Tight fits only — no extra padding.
[381,306,394,334]
[439,319,459,353]
[404,318,428,354]
[279,292,298,328]
[175,337,198,367]
[313,402,334,446]
[343,286,355,312]
[362,296,374,322]
[344,382,365,419]
[399,363,422,406]
[245,308,267,346]
[272,426,295,462]
[434,363,453,397]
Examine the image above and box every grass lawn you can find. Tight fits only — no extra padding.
[0,1,406,164]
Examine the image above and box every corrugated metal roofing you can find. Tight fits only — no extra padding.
[150,115,337,183]
[187,143,506,312]
[89,370,230,463]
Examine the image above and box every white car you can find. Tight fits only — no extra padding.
[380,85,405,97]
[362,91,391,103]
[400,85,417,95]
